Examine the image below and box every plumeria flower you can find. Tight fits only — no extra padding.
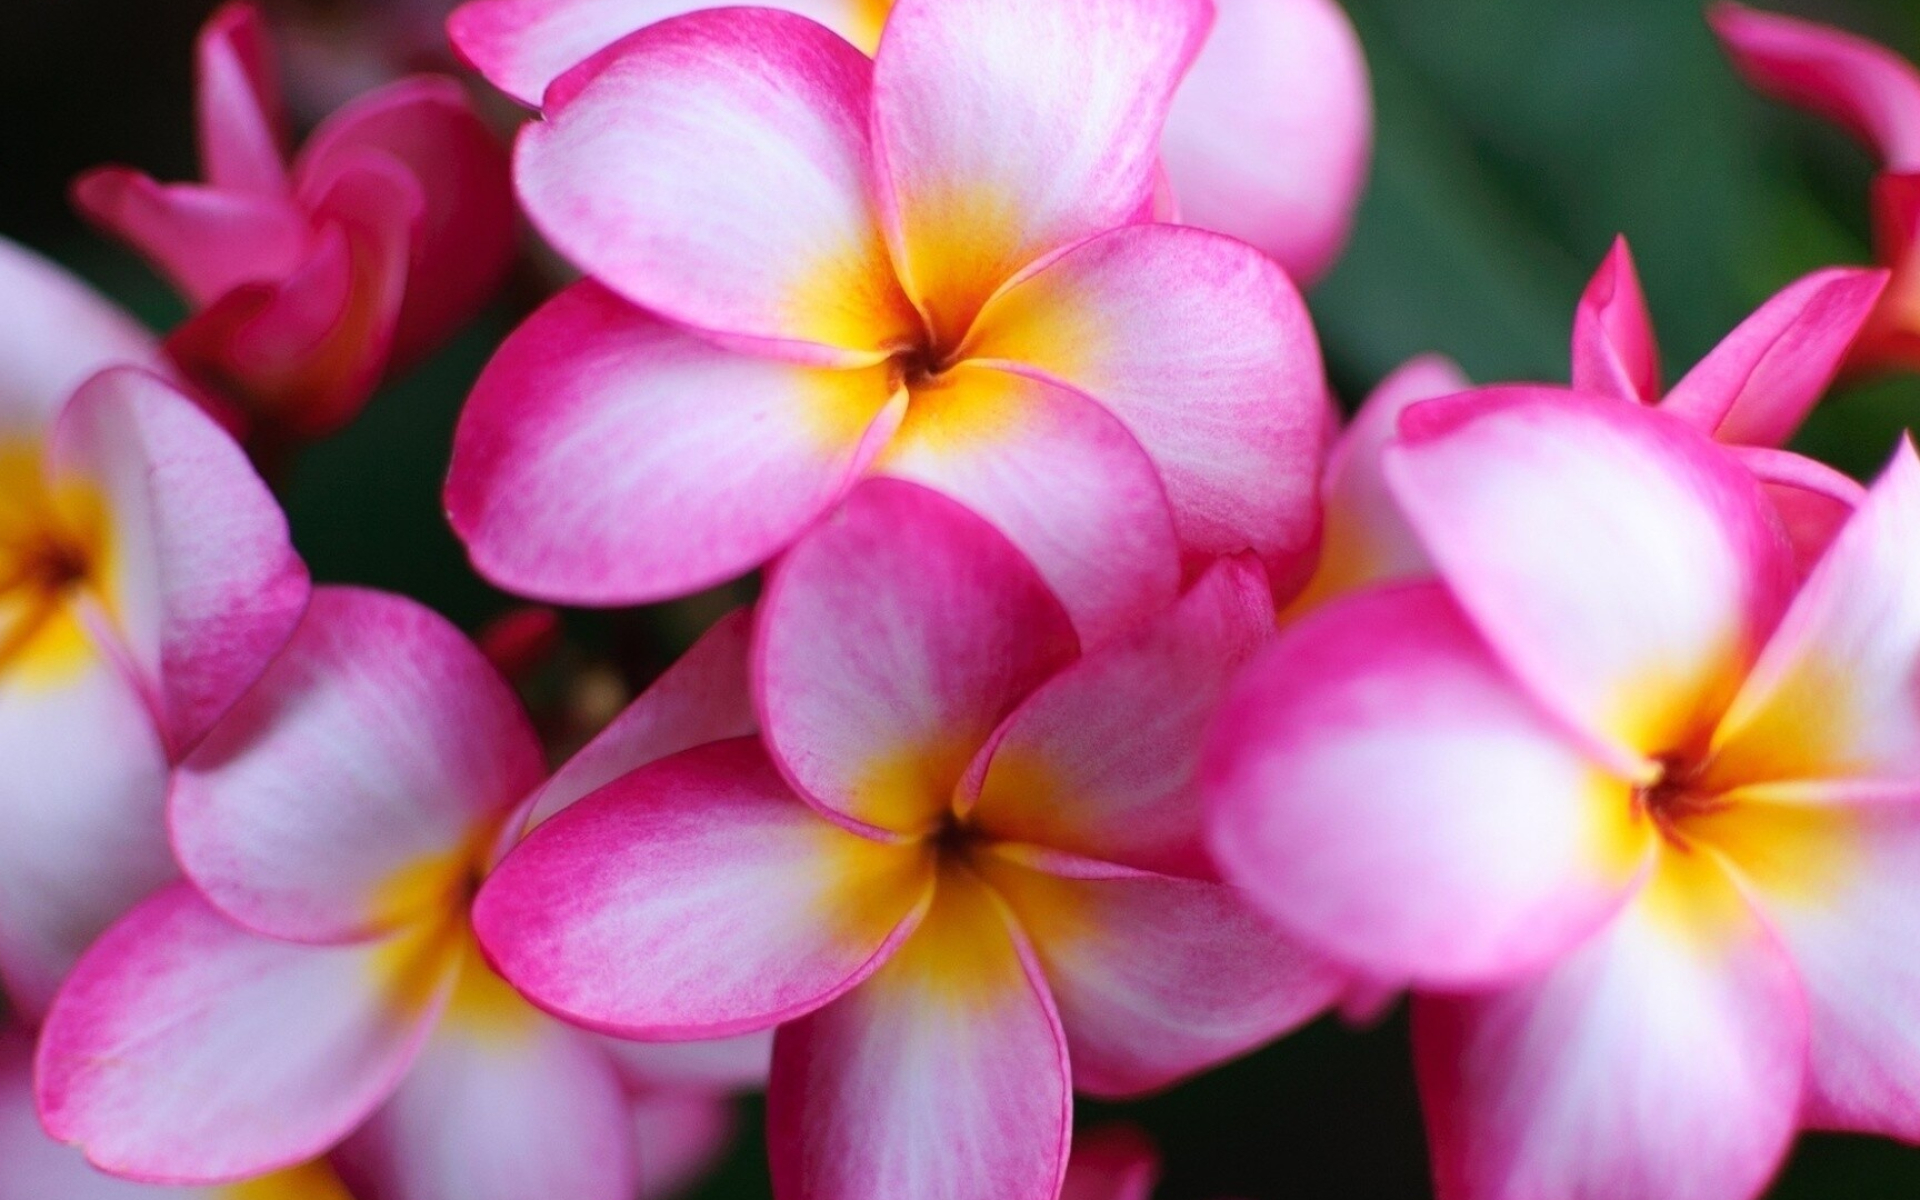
[73,3,514,446]
[445,0,1331,643]
[1289,241,1886,618]
[447,0,1371,284]
[0,237,307,1020]
[475,479,1341,1200]
[1208,387,1920,1200]
[35,587,762,1200]
[1714,2,1920,376]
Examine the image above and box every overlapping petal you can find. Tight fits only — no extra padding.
[69,173,312,308]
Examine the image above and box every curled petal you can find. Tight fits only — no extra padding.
[69,171,312,308]
[195,2,289,195]
[1569,236,1659,405]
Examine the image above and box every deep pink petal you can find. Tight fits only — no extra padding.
[515,9,919,360]
[521,606,755,833]
[1855,172,1920,375]
[1569,236,1660,405]
[70,170,312,308]
[1205,583,1648,988]
[1711,1,1920,171]
[970,555,1273,877]
[767,867,1072,1200]
[172,587,542,945]
[1160,0,1371,283]
[446,282,899,606]
[1733,444,1865,579]
[757,477,1079,836]
[49,367,308,753]
[870,0,1212,346]
[975,848,1342,1097]
[1062,1125,1160,1200]
[295,76,515,369]
[195,2,290,195]
[473,738,933,1039]
[1389,387,1793,766]
[1660,267,1887,447]
[965,224,1330,579]
[874,367,1181,647]
[35,885,454,1183]
[1415,859,1805,1200]
[0,237,163,434]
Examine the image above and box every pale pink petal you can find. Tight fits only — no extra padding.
[1712,1,1920,171]
[295,76,516,368]
[1660,267,1887,447]
[970,555,1274,878]
[1569,237,1660,405]
[964,224,1329,578]
[0,237,163,434]
[336,1017,636,1200]
[446,282,900,606]
[49,368,308,752]
[1062,1125,1159,1200]
[974,847,1343,1096]
[1388,387,1792,765]
[597,1030,772,1093]
[1204,583,1649,988]
[516,9,918,360]
[757,477,1079,836]
[522,607,755,832]
[1159,0,1371,284]
[35,885,454,1183]
[1706,440,1920,792]
[1732,444,1865,578]
[767,867,1071,1200]
[870,0,1212,347]
[1283,353,1469,615]
[473,738,933,1039]
[448,0,888,107]
[196,2,290,195]
[0,644,170,1020]
[70,171,313,308]
[632,1091,737,1200]
[172,587,542,945]
[1415,857,1806,1200]
[874,367,1180,647]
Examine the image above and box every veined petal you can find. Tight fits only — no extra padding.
[172,587,543,945]
[970,556,1274,877]
[1160,0,1371,283]
[195,2,289,195]
[1569,237,1660,405]
[870,0,1212,346]
[974,847,1342,1096]
[35,885,456,1183]
[1415,853,1805,1200]
[447,282,899,606]
[70,171,313,308]
[1660,268,1887,448]
[474,739,934,1039]
[1062,1125,1159,1200]
[964,224,1328,578]
[758,477,1079,835]
[1205,584,1649,988]
[0,642,170,1020]
[875,367,1180,647]
[767,865,1071,1200]
[521,606,755,833]
[449,0,890,107]
[49,368,308,753]
[516,9,918,360]
[1711,1,1920,171]
[0,237,163,436]
[1282,354,1468,616]
[336,1014,637,1200]
[1388,388,1793,765]
[1706,441,1920,792]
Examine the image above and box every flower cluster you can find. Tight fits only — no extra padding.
[3,1,1920,1199]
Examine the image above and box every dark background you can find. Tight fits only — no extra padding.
[5,0,1919,1196]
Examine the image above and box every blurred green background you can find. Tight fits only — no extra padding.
[5,0,1920,1196]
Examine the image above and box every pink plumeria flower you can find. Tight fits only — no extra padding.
[0,238,307,1020]
[1714,2,1920,376]
[73,3,514,445]
[34,587,760,1199]
[447,0,1371,284]
[1208,387,1920,1200]
[445,0,1331,643]
[475,479,1341,1200]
